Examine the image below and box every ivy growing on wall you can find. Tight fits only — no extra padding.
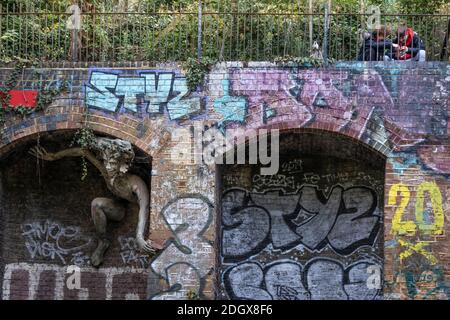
[183,57,216,91]
[274,55,335,68]
[0,58,94,181]
[0,58,68,126]
[70,107,96,181]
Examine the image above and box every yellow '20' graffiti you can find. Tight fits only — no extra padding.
[389,181,444,236]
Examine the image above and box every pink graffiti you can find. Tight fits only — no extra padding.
[228,69,375,140]
[228,68,432,152]
[229,69,312,129]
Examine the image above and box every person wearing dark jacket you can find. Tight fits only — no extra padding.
[357,26,395,61]
[390,26,426,61]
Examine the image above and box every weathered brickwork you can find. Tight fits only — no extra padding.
[0,132,152,299]
[0,61,448,300]
[219,131,386,300]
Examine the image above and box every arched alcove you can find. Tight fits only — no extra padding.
[0,130,152,300]
[217,129,387,300]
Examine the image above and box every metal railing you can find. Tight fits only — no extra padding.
[0,1,449,62]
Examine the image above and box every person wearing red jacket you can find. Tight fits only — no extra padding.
[390,26,426,61]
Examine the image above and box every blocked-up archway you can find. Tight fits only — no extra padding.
[218,129,386,300]
[0,130,153,300]
[0,61,448,300]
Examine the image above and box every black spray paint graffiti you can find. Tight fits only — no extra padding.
[221,186,381,262]
[224,259,382,300]
[150,195,214,299]
[21,220,92,266]
[118,236,151,269]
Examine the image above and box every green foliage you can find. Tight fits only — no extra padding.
[70,123,95,181]
[0,58,68,125]
[370,0,448,14]
[186,289,200,300]
[35,83,68,112]
[183,57,216,91]
[70,108,96,181]
[70,124,96,150]
[0,58,55,124]
[274,55,335,67]
[9,105,33,117]
[0,1,448,61]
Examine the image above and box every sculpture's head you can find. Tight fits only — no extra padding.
[93,137,135,178]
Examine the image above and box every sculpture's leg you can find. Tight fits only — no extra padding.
[90,197,126,267]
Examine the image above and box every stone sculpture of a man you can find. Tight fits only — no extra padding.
[30,137,160,267]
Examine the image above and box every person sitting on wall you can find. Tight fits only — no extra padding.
[389,25,426,61]
[357,26,396,61]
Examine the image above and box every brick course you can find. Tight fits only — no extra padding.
[0,61,448,300]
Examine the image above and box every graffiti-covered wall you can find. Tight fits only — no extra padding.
[0,61,448,300]
[219,131,385,300]
[385,151,450,299]
[0,132,152,299]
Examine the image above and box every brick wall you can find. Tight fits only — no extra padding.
[0,61,448,300]
[219,130,386,300]
[0,131,151,299]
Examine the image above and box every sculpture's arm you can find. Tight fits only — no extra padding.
[130,175,159,254]
[29,146,111,187]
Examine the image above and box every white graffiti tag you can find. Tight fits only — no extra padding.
[21,220,92,265]
[118,236,151,268]
[150,195,213,299]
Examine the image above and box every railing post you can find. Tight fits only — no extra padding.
[71,29,79,62]
[197,0,203,62]
[0,4,2,59]
[309,0,313,52]
[360,0,365,30]
[67,4,81,62]
[322,5,329,65]
[441,18,450,61]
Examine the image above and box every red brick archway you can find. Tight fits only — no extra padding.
[0,106,170,159]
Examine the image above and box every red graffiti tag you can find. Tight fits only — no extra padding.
[0,90,38,108]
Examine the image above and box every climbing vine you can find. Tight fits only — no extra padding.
[181,55,333,92]
[274,55,335,68]
[183,57,216,92]
[70,107,96,181]
[0,58,68,125]
[0,58,94,181]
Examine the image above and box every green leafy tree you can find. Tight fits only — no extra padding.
[0,0,448,62]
